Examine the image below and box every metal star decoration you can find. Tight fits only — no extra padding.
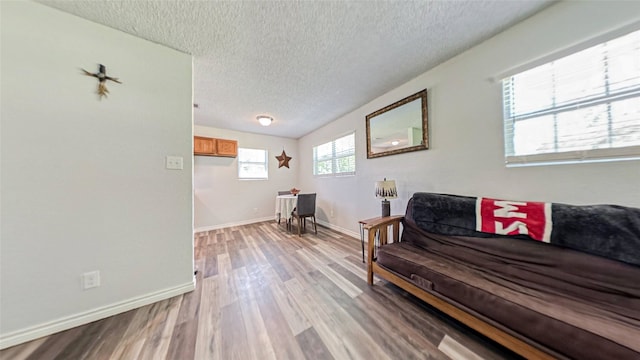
[81,64,122,99]
[275,150,292,168]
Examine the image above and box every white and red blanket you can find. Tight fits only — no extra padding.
[475,197,552,243]
[407,192,640,266]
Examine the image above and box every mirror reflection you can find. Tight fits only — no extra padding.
[366,89,428,158]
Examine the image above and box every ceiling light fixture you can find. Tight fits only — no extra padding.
[257,115,273,126]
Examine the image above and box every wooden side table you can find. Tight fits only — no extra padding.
[358,215,403,263]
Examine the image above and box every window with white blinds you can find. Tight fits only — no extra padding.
[313,132,356,176]
[238,148,268,179]
[502,29,640,166]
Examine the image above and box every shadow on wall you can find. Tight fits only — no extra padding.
[316,208,329,223]
[194,156,235,168]
[193,193,218,227]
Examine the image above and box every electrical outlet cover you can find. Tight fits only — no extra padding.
[82,271,101,290]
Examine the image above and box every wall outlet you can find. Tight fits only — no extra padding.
[166,156,184,170]
[82,271,101,290]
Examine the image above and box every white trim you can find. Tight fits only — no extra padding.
[195,218,361,239]
[316,219,360,239]
[198,218,360,240]
[543,202,553,243]
[0,281,195,350]
[194,216,274,233]
[506,146,640,167]
[237,147,268,180]
[313,132,356,177]
[475,197,484,232]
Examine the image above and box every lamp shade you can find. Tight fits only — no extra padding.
[375,179,397,199]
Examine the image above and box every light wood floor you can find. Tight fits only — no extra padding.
[1,221,519,360]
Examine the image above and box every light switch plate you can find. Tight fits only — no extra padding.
[166,156,184,170]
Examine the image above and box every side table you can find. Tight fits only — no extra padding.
[358,215,403,263]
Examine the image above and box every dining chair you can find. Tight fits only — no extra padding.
[291,193,317,236]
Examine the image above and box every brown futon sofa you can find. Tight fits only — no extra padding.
[366,192,640,359]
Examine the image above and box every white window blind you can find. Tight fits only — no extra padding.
[313,132,355,176]
[503,29,640,166]
[238,148,268,179]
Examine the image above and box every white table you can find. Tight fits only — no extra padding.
[275,194,298,224]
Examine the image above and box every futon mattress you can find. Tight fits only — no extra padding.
[376,225,640,359]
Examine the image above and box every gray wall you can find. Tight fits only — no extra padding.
[1,1,194,347]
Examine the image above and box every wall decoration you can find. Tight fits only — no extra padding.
[366,89,429,158]
[275,150,292,168]
[81,64,122,99]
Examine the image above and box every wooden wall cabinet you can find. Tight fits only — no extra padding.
[194,136,216,155]
[215,138,238,157]
[193,136,237,157]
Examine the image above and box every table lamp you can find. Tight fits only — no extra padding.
[375,178,397,217]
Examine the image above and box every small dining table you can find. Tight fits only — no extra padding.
[275,194,298,225]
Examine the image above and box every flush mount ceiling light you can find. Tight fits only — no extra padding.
[257,115,273,126]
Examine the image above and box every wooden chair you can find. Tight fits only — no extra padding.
[291,193,317,236]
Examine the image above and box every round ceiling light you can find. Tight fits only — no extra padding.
[257,115,273,126]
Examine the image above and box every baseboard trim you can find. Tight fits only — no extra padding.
[316,219,360,239]
[195,218,361,240]
[0,281,195,350]
[194,216,274,233]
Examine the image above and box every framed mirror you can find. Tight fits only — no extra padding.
[366,89,428,158]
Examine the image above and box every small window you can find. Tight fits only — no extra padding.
[238,148,268,179]
[502,29,640,166]
[313,132,356,176]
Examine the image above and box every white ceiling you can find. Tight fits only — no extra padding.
[36,0,554,139]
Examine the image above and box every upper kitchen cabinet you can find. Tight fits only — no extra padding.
[194,136,237,157]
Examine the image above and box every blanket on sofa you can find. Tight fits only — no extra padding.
[408,192,640,266]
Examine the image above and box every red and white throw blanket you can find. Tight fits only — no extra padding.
[475,197,553,243]
[410,192,640,266]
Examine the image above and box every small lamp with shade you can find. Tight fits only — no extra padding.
[375,178,397,217]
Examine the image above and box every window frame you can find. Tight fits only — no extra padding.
[313,131,356,177]
[501,27,640,167]
[237,147,269,180]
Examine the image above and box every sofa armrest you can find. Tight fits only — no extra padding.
[365,215,404,284]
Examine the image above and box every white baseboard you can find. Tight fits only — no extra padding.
[316,219,360,239]
[0,281,195,350]
[195,217,362,240]
[194,216,274,233]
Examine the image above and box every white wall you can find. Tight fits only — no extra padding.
[299,1,640,235]
[1,1,194,348]
[194,125,298,231]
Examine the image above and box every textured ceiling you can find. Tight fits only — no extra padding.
[36,0,554,139]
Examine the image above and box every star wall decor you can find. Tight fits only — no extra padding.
[275,150,292,168]
[81,64,122,99]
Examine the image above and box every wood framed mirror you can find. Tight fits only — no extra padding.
[366,89,428,159]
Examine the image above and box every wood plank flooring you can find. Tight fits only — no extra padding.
[1,221,520,360]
